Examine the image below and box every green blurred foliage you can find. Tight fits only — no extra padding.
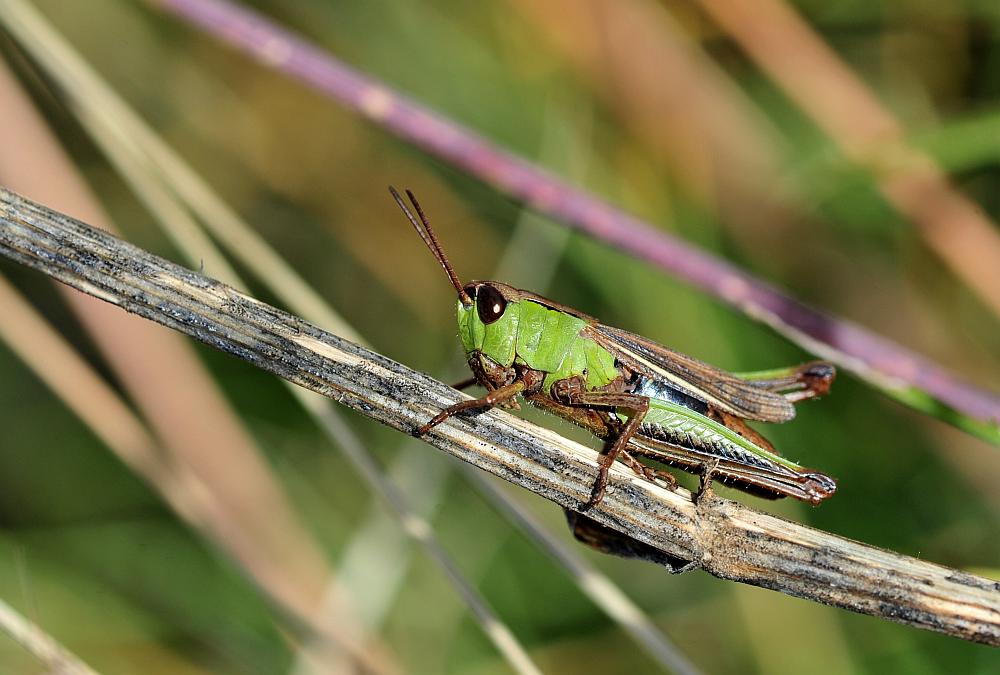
[1,0,998,673]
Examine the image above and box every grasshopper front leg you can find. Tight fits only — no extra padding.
[417,379,526,435]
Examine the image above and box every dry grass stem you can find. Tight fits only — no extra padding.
[696,0,1000,318]
[0,598,101,675]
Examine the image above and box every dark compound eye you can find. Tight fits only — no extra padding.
[476,284,506,324]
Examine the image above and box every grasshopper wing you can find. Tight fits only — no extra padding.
[590,324,796,423]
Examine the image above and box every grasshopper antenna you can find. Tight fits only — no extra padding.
[390,186,473,306]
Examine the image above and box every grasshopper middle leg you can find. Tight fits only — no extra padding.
[551,380,659,509]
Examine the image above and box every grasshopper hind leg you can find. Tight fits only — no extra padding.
[618,452,678,490]
[709,408,778,455]
[739,361,836,403]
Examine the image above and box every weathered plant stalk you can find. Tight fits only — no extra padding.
[1,185,998,646]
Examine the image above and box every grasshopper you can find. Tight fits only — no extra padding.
[391,187,837,511]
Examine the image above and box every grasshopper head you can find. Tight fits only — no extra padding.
[456,281,522,366]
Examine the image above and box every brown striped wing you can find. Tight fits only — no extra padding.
[590,324,796,423]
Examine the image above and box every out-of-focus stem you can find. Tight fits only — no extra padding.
[694,0,1000,321]
[0,598,101,675]
[146,0,1000,439]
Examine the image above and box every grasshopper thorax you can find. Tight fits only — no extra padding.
[457,281,527,369]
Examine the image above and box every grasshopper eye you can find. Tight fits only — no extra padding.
[477,285,506,324]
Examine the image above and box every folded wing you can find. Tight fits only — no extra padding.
[590,324,796,423]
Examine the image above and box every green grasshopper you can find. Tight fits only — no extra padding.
[391,187,837,510]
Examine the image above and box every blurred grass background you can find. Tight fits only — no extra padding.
[0,0,999,673]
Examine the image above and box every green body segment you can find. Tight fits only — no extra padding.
[458,296,805,473]
[635,398,807,472]
[458,298,619,391]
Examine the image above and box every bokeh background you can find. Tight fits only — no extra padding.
[1,0,999,673]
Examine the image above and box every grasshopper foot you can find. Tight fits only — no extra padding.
[694,459,720,505]
[582,458,612,511]
[619,452,678,491]
[416,416,444,436]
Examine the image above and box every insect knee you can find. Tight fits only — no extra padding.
[550,376,586,405]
